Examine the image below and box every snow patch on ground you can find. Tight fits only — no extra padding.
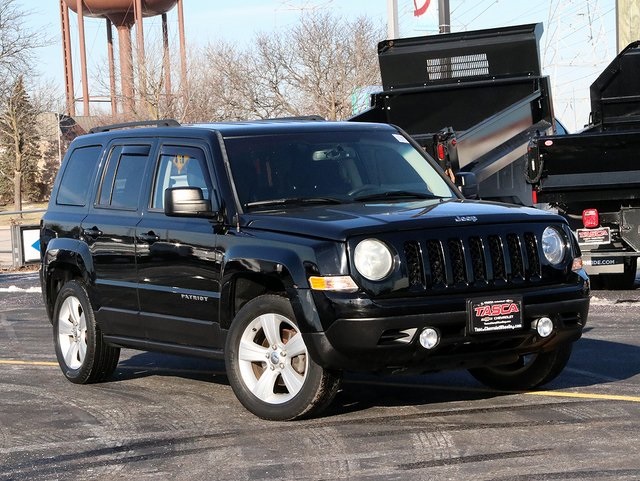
[0,286,41,293]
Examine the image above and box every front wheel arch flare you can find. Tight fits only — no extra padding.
[220,259,296,329]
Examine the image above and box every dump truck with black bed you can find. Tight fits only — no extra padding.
[527,41,640,288]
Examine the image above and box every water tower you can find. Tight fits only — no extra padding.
[59,0,187,116]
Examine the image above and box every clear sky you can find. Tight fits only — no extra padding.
[24,0,616,131]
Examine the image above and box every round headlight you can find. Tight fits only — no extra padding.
[354,239,394,281]
[542,227,565,265]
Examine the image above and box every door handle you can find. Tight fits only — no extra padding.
[82,227,103,238]
[137,231,160,243]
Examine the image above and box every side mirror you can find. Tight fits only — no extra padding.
[455,172,479,199]
[164,187,215,217]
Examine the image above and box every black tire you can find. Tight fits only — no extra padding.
[468,343,573,391]
[602,257,638,290]
[224,294,341,420]
[53,280,120,384]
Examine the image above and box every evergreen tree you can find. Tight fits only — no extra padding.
[0,76,40,212]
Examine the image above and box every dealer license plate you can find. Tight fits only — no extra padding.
[467,296,523,334]
[576,227,611,245]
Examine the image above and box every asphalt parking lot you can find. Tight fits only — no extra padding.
[0,272,638,480]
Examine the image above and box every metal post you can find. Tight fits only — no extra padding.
[438,0,451,33]
[56,112,62,165]
[106,19,117,116]
[616,0,640,53]
[387,0,399,39]
[76,0,90,116]
[59,1,75,116]
[134,0,147,111]
[117,22,135,114]
[177,0,187,90]
[162,13,172,98]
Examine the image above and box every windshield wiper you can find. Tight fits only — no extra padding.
[245,197,344,209]
[353,190,445,202]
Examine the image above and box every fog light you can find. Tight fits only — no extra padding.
[419,328,440,349]
[533,317,554,338]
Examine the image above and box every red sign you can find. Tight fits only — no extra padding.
[474,303,520,318]
[413,0,431,17]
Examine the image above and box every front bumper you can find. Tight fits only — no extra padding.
[294,281,590,374]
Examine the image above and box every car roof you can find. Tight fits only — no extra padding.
[188,119,397,137]
[78,119,398,142]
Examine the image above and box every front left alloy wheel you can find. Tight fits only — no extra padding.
[225,295,341,420]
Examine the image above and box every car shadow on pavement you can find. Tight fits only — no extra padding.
[550,335,640,389]
[108,335,639,418]
[113,351,228,385]
[328,335,640,416]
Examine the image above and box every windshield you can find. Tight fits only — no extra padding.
[224,129,456,209]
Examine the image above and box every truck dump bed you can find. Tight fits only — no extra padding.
[351,23,555,205]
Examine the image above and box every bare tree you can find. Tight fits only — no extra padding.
[247,13,382,120]
[0,0,47,96]
[189,12,383,122]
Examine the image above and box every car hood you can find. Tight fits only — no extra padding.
[241,199,562,242]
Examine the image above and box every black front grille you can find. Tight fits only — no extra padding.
[404,241,424,288]
[402,229,543,292]
[426,239,446,286]
[469,236,486,281]
[507,233,524,280]
[489,235,506,280]
[524,233,541,278]
[448,239,466,284]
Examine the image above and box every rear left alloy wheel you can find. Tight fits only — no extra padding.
[53,280,120,384]
[225,295,341,420]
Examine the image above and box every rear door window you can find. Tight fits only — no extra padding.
[56,145,102,206]
[96,144,151,210]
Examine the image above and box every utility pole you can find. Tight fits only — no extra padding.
[438,0,450,33]
[387,0,399,39]
[616,0,640,53]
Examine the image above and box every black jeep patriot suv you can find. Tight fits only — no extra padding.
[40,119,590,420]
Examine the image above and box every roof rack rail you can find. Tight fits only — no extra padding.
[260,115,326,122]
[89,119,180,133]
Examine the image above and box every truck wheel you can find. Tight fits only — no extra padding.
[468,343,572,391]
[603,257,637,290]
[53,280,120,384]
[225,295,341,420]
